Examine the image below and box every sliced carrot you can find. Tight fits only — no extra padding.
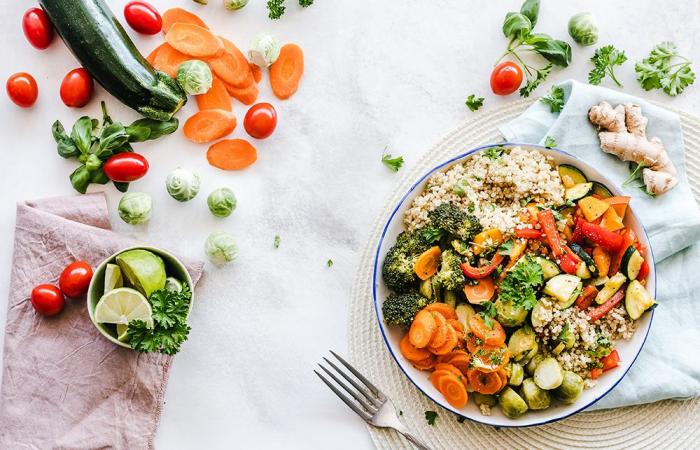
[446,353,471,375]
[463,278,495,304]
[467,369,503,395]
[447,319,465,340]
[146,43,164,65]
[592,246,611,278]
[470,345,510,373]
[183,109,237,143]
[603,196,631,218]
[468,314,506,347]
[429,325,458,355]
[270,43,304,100]
[207,37,254,88]
[495,367,508,391]
[207,139,258,170]
[430,369,456,390]
[424,303,457,320]
[399,334,431,362]
[428,313,448,349]
[412,355,436,371]
[437,350,469,364]
[225,81,259,105]
[434,363,462,378]
[250,63,262,83]
[438,374,469,408]
[196,76,232,112]
[162,8,209,33]
[466,332,481,354]
[150,43,190,78]
[414,246,441,280]
[166,23,223,58]
[408,309,437,349]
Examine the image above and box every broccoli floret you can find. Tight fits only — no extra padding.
[428,202,482,241]
[382,292,427,327]
[434,249,466,291]
[382,230,431,292]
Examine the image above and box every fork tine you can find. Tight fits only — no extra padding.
[314,370,371,421]
[318,364,377,413]
[322,357,381,407]
[329,350,382,398]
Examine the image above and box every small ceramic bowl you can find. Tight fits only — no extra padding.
[87,245,194,348]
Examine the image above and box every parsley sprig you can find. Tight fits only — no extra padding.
[127,286,192,355]
[382,149,404,172]
[496,256,543,310]
[425,410,438,425]
[540,85,564,113]
[635,42,695,96]
[465,95,484,112]
[588,45,627,87]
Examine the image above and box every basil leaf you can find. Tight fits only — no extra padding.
[523,32,551,45]
[97,122,130,157]
[90,167,110,184]
[69,165,91,194]
[502,12,531,39]
[85,154,102,172]
[532,39,572,67]
[70,117,94,154]
[113,181,130,192]
[52,121,81,159]
[520,0,540,27]
[126,117,179,142]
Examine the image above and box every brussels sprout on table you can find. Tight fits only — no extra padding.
[568,12,598,46]
[207,187,237,217]
[508,362,525,387]
[166,167,201,202]
[248,32,280,67]
[223,0,248,10]
[205,232,238,264]
[177,60,213,95]
[520,378,551,410]
[118,192,152,225]
[495,298,528,327]
[554,371,585,404]
[498,387,529,419]
[525,354,545,376]
[508,326,537,362]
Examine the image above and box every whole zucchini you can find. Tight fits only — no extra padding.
[39,0,186,120]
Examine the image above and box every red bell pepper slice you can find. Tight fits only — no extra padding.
[637,260,650,281]
[575,219,625,253]
[601,349,620,371]
[590,367,604,379]
[537,209,564,257]
[587,288,626,322]
[515,228,544,239]
[575,285,599,310]
[460,253,504,279]
[610,229,636,274]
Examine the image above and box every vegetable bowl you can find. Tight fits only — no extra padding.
[372,143,656,427]
[87,246,194,352]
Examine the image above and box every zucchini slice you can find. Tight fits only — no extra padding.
[543,274,582,308]
[535,257,561,280]
[558,164,588,188]
[621,245,644,280]
[591,181,614,199]
[565,183,593,202]
[625,280,655,320]
[594,272,626,304]
[569,243,598,277]
[575,262,592,279]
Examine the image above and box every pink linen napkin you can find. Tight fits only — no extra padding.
[0,193,204,449]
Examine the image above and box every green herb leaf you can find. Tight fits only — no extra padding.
[126,117,179,142]
[101,101,113,126]
[520,0,540,27]
[465,94,484,112]
[540,85,565,113]
[498,239,515,256]
[420,227,444,243]
[274,235,281,249]
[502,12,532,39]
[127,287,192,355]
[382,153,404,172]
[52,120,81,158]
[589,45,627,87]
[483,146,505,160]
[425,410,438,426]
[267,0,286,19]
[635,42,695,96]
[70,117,94,154]
[531,39,572,67]
[520,64,552,97]
[90,167,110,184]
[113,181,130,193]
[497,256,544,310]
[299,0,313,6]
[544,136,557,148]
[327,259,333,268]
[69,165,91,194]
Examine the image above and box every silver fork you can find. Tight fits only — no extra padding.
[314,350,432,450]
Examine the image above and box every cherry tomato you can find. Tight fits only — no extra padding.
[124,1,162,35]
[103,153,149,182]
[60,68,94,108]
[490,61,523,96]
[244,103,277,139]
[6,72,38,108]
[22,7,54,50]
[59,261,93,298]
[30,284,65,316]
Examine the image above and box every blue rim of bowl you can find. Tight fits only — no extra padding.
[371,143,656,428]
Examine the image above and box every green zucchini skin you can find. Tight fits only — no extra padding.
[39,0,186,120]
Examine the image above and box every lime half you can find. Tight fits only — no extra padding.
[94,287,153,328]
[104,263,124,294]
[116,249,166,297]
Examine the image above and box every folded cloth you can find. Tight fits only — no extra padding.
[499,79,700,409]
[0,193,204,449]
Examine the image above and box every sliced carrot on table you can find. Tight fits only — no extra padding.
[467,369,503,395]
[162,8,209,33]
[399,334,431,362]
[207,139,258,170]
[438,374,469,408]
[146,43,164,64]
[463,277,495,304]
[428,313,448,349]
[408,309,437,348]
[414,246,441,280]
[429,325,458,355]
[209,37,254,88]
[183,109,237,143]
[150,43,190,78]
[225,81,259,105]
[250,63,262,83]
[166,23,222,57]
[424,303,457,320]
[468,314,506,346]
[270,43,304,100]
[196,76,232,111]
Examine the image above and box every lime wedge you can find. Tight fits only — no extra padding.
[104,263,124,294]
[94,287,153,328]
[116,249,166,297]
[116,323,130,342]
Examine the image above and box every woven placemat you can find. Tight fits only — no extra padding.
[348,98,700,449]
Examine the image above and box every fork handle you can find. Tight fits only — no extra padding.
[395,429,432,450]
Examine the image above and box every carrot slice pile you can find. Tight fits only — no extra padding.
[424,303,457,320]
[270,43,304,100]
[250,63,262,83]
[162,8,209,33]
[209,37,254,88]
[408,309,437,348]
[225,82,259,105]
[414,246,441,280]
[183,109,237,143]
[149,43,190,78]
[166,23,222,57]
[207,139,258,170]
[196,76,232,111]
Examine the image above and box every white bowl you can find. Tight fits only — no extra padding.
[372,143,656,427]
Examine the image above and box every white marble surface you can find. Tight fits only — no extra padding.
[1,0,699,448]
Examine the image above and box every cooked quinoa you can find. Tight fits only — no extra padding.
[404,146,564,232]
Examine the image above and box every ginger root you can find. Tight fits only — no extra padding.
[588,101,678,196]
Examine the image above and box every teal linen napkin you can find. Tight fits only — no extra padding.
[499,79,700,410]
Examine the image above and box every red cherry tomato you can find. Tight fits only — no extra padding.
[490,61,524,96]
[6,72,38,108]
[59,261,93,298]
[22,7,54,50]
[30,284,65,316]
[244,103,277,139]
[103,153,149,182]
[60,68,94,108]
[124,1,162,35]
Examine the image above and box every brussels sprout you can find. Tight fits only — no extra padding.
[530,298,551,328]
[205,232,238,264]
[164,277,183,293]
[495,298,528,327]
[207,187,237,218]
[473,392,497,407]
[498,387,529,419]
[534,357,564,390]
[553,371,585,404]
[248,32,281,68]
[508,362,524,387]
[520,378,551,410]
[525,354,545,376]
[176,60,213,95]
[223,0,248,10]
[508,326,537,362]
[166,167,201,202]
[443,290,457,309]
[118,192,152,225]
[568,12,598,46]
